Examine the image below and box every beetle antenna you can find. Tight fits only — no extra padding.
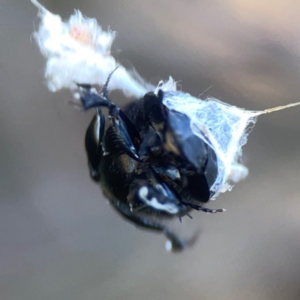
[186,213,193,219]
[101,66,119,100]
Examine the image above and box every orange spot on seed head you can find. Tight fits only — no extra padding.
[69,25,94,46]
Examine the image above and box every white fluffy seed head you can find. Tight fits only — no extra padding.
[31,0,151,97]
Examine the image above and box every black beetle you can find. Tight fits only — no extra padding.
[76,73,224,252]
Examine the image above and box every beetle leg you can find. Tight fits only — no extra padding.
[85,109,105,181]
[76,85,114,110]
[135,181,224,214]
[110,200,197,252]
[183,202,225,214]
[77,84,141,160]
[107,106,141,160]
[135,170,224,214]
[136,184,181,215]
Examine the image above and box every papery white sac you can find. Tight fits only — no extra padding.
[31,0,150,97]
[161,84,300,198]
[163,91,255,198]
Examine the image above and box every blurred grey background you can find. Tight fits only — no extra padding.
[1,0,300,299]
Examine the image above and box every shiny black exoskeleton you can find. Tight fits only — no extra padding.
[78,77,224,251]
